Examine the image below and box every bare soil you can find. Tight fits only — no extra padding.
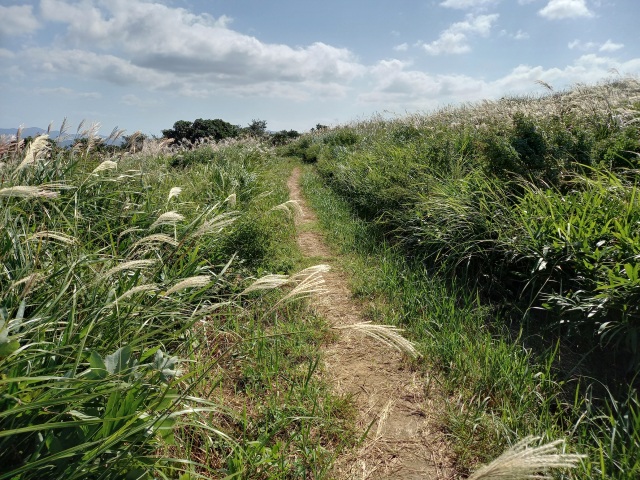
[287,167,456,479]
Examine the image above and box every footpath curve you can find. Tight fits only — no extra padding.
[287,167,455,480]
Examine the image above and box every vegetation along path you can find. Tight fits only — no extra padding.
[287,167,455,479]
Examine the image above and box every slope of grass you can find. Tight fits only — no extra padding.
[0,133,353,479]
[296,78,640,479]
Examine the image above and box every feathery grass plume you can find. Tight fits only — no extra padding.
[274,264,329,305]
[15,134,50,171]
[467,436,585,480]
[241,274,290,295]
[113,283,159,303]
[335,322,421,359]
[105,126,125,146]
[270,200,303,219]
[168,187,182,201]
[193,212,237,237]
[150,211,185,229]
[84,122,101,154]
[28,231,77,245]
[129,233,179,251]
[92,160,118,173]
[100,259,156,280]
[8,272,47,298]
[225,193,237,207]
[165,275,211,295]
[0,186,58,199]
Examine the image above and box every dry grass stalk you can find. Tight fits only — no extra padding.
[165,275,211,295]
[335,321,422,359]
[467,436,585,480]
[224,193,237,207]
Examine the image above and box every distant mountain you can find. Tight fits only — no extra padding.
[0,127,125,147]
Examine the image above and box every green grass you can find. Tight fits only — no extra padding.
[298,77,640,479]
[0,133,353,478]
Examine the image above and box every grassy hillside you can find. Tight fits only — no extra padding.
[292,78,640,479]
[0,134,353,479]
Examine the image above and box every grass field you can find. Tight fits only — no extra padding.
[292,77,640,479]
[0,132,354,479]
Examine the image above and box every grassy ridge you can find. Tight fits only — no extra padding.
[0,134,352,478]
[294,78,640,479]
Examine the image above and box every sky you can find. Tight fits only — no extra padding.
[1,0,639,136]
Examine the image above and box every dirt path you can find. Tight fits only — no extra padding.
[287,167,455,480]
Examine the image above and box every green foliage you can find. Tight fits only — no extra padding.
[0,134,349,478]
[306,78,640,479]
[162,118,240,144]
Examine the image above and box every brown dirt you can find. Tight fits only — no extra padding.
[287,167,456,480]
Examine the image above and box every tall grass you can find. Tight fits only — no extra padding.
[298,77,640,479]
[0,129,352,478]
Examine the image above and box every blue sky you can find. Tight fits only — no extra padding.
[1,0,639,136]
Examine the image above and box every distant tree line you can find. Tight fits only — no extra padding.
[161,118,301,146]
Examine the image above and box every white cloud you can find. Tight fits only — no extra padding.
[0,5,40,36]
[600,39,624,52]
[569,39,624,52]
[359,53,640,109]
[439,0,500,8]
[539,0,594,19]
[35,87,102,99]
[422,14,499,55]
[394,43,409,52]
[35,0,366,99]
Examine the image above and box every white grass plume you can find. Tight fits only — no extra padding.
[271,200,303,219]
[193,212,237,237]
[28,231,77,245]
[16,135,50,172]
[467,436,585,480]
[113,283,159,303]
[129,233,178,251]
[8,273,47,298]
[100,259,156,280]
[150,211,185,229]
[168,187,182,201]
[165,275,211,295]
[335,321,422,359]
[241,274,290,294]
[0,186,59,199]
[92,160,118,173]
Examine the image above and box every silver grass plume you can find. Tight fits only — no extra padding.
[271,200,303,219]
[168,187,182,201]
[28,231,77,245]
[150,211,185,229]
[92,160,118,173]
[334,322,421,359]
[467,436,585,480]
[0,186,59,199]
[165,275,211,295]
[15,135,50,172]
[99,259,156,281]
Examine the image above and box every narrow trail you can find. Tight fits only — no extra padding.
[287,167,455,480]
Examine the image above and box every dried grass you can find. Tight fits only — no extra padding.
[467,436,585,480]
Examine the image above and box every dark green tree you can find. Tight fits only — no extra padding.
[162,119,239,144]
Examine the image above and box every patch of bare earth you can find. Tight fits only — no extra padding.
[287,168,456,479]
